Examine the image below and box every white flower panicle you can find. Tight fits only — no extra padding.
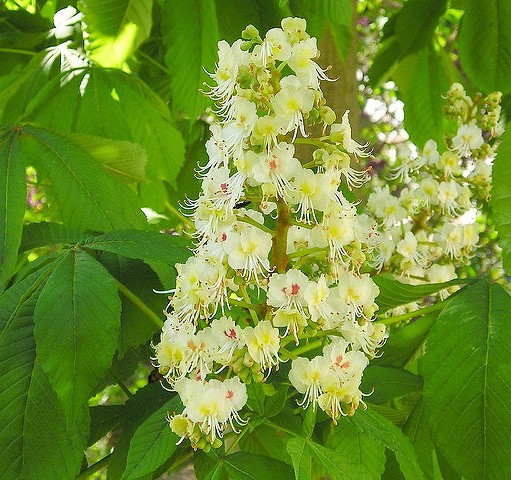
[365,82,502,315]
[154,18,388,450]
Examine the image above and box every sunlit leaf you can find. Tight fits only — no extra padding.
[162,0,219,120]
[422,280,511,480]
[490,124,511,274]
[79,0,153,67]
[458,0,511,95]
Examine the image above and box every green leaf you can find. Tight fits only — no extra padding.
[81,230,191,264]
[327,419,386,480]
[399,47,449,146]
[289,436,371,480]
[194,450,227,480]
[79,0,153,67]
[20,125,146,231]
[0,266,83,480]
[24,68,186,202]
[97,254,165,354]
[458,0,511,95]
[246,381,266,414]
[395,0,447,57]
[375,311,438,367]
[240,423,292,465]
[361,365,423,404]
[106,383,175,479]
[121,396,181,480]
[68,133,148,184]
[287,437,312,480]
[89,404,126,446]
[491,124,511,274]
[162,0,218,120]
[374,273,468,313]
[349,408,426,480]
[20,222,88,253]
[34,249,121,433]
[422,280,511,480]
[0,129,25,289]
[223,452,294,480]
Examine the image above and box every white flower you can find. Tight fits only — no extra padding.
[330,111,371,158]
[452,123,484,157]
[244,320,281,372]
[289,356,332,408]
[223,225,272,281]
[267,269,309,315]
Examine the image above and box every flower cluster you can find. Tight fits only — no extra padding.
[365,84,503,308]
[152,18,386,450]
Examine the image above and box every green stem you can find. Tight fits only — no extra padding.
[0,47,37,56]
[229,297,262,313]
[376,300,449,326]
[263,419,298,437]
[271,198,290,273]
[288,247,327,259]
[286,339,323,357]
[294,137,329,149]
[237,214,274,234]
[138,50,169,75]
[164,201,194,231]
[239,284,261,325]
[115,279,163,329]
[76,453,112,480]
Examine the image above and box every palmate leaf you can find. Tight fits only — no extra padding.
[21,124,146,231]
[0,266,83,480]
[458,0,511,95]
[490,124,511,274]
[0,128,25,290]
[79,0,153,67]
[33,248,121,433]
[162,0,219,120]
[23,67,186,205]
[422,279,511,480]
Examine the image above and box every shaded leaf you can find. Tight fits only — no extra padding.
[223,452,294,480]
[422,280,511,480]
[375,311,438,367]
[0,128,25,289]
[20,222,88,253]
[162,0,219,120]
[89,405,126,446]
[121,396,181,480]
[81,230,191,264]
[361,365,423,404]
[399,47,449,146]
[458,0,511,95]
[21,125,146,231]
[374,273,468,313]
[34,249,121,434]
[106,383,175,479]
[328,419,386,480]
[349,408,426,480]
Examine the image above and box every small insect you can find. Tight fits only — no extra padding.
[234,200,251,209]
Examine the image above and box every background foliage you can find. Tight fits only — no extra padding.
[0,1,510,479]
